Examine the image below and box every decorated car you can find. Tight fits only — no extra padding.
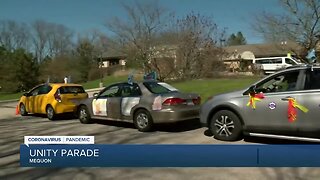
[77,79,201,132]
[200,64,320,142]
[18,83,88,120]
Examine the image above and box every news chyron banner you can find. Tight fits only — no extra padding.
[20,137,320,167]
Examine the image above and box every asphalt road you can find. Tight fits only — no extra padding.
[1,102,320,180]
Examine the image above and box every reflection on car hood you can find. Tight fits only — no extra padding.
[213,89,246,101]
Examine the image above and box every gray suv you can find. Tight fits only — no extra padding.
[200,65,320,142]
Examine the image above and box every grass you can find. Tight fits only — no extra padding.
[0,76,259,101]
[81,76,128,89]
[172,77,258,101]
[0,92,23,101]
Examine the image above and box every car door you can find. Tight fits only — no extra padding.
[294,68,320,138]
[120,83,142,119]
[35,85,52,113]
[92,84,122,119]
[243,69,303,136]
[26,86,41,113]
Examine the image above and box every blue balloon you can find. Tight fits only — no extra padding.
[306,49,316,63]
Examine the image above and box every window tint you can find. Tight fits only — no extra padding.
[38,85,52,95]
[143,82,178,94]
[255,71,300,93]
[59,86,85,94]
[99,85,121,97]
[30,86,41,96]
[272,58,282,64]
[255,58,283,64]
[121,83,141,97]
[285,58,295,65]
[255,59,269,64]
[305,69,320,90]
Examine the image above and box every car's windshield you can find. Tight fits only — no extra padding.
[143,82,179,94]
[292,57,302,63]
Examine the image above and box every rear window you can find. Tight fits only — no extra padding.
[143,82,178,94]
[59,86,85,94]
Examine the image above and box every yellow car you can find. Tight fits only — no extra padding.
[18,83,88,120]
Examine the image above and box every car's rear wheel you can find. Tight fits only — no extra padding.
[20,103,28,116]
[209,110,242,141]
[79,106,92,124]
[46,105,56,120]
[134,109,153,132]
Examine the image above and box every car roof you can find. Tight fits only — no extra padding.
[254,56,290,59]
[106,80,159,86]
[47,83,83,87]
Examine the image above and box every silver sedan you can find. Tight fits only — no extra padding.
[78,81,200,131]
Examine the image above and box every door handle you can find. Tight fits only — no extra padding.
[281,96,293,101]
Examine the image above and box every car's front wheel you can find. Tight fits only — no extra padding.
[46,105,56,120]
[209,110,242,141]
[19,103,28,116]
[134,109,153,132]
[78,106,92,124]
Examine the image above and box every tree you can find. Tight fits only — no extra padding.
[105,0,171,72]
[31,20,74,62]
[226,32,247,46]
[75,38,96,82]
[14,49,39,91]
[253,0,320,55]
[169,13,226,79]
[0,20,30,51]
[0,47,39,92]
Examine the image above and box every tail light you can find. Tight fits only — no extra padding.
[162,98,186,106]
[54,92,62,102]
[192,97,201,105]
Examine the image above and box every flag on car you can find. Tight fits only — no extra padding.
[287,98,308,122]
[247,92,265,109]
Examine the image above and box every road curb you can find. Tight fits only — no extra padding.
[0,99,19,104]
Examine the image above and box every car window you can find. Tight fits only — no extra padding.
[121,83,142,97]
[29,86,41,96]
[38,85,52,95]
[99,85,121,97]
[285,58,295,65]
[255,71,300,93]
[304,69,320,90]
[272,58,282,64]
[143,82,178,94]
[59,86,85,94]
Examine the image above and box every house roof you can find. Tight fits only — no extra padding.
[223,41,303,58]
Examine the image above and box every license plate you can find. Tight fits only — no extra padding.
[187,100,194,105]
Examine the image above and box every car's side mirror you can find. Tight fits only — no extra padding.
[23,92,30,97]
[93,93,99,98]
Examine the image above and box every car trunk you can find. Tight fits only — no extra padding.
[55,86,88,105]
[160,92,201,107]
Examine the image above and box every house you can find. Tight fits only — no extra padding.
[222,41,304,71]
[99,52,126,68]
[99,41,304,73]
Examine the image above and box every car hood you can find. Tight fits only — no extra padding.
[208,89,246,103]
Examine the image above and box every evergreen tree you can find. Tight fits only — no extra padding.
[226,31,247,46]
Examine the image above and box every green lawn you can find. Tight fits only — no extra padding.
[81,76,128,89]
[0,76,258,101]
[172,77,258,101]
[0,92,23,101]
